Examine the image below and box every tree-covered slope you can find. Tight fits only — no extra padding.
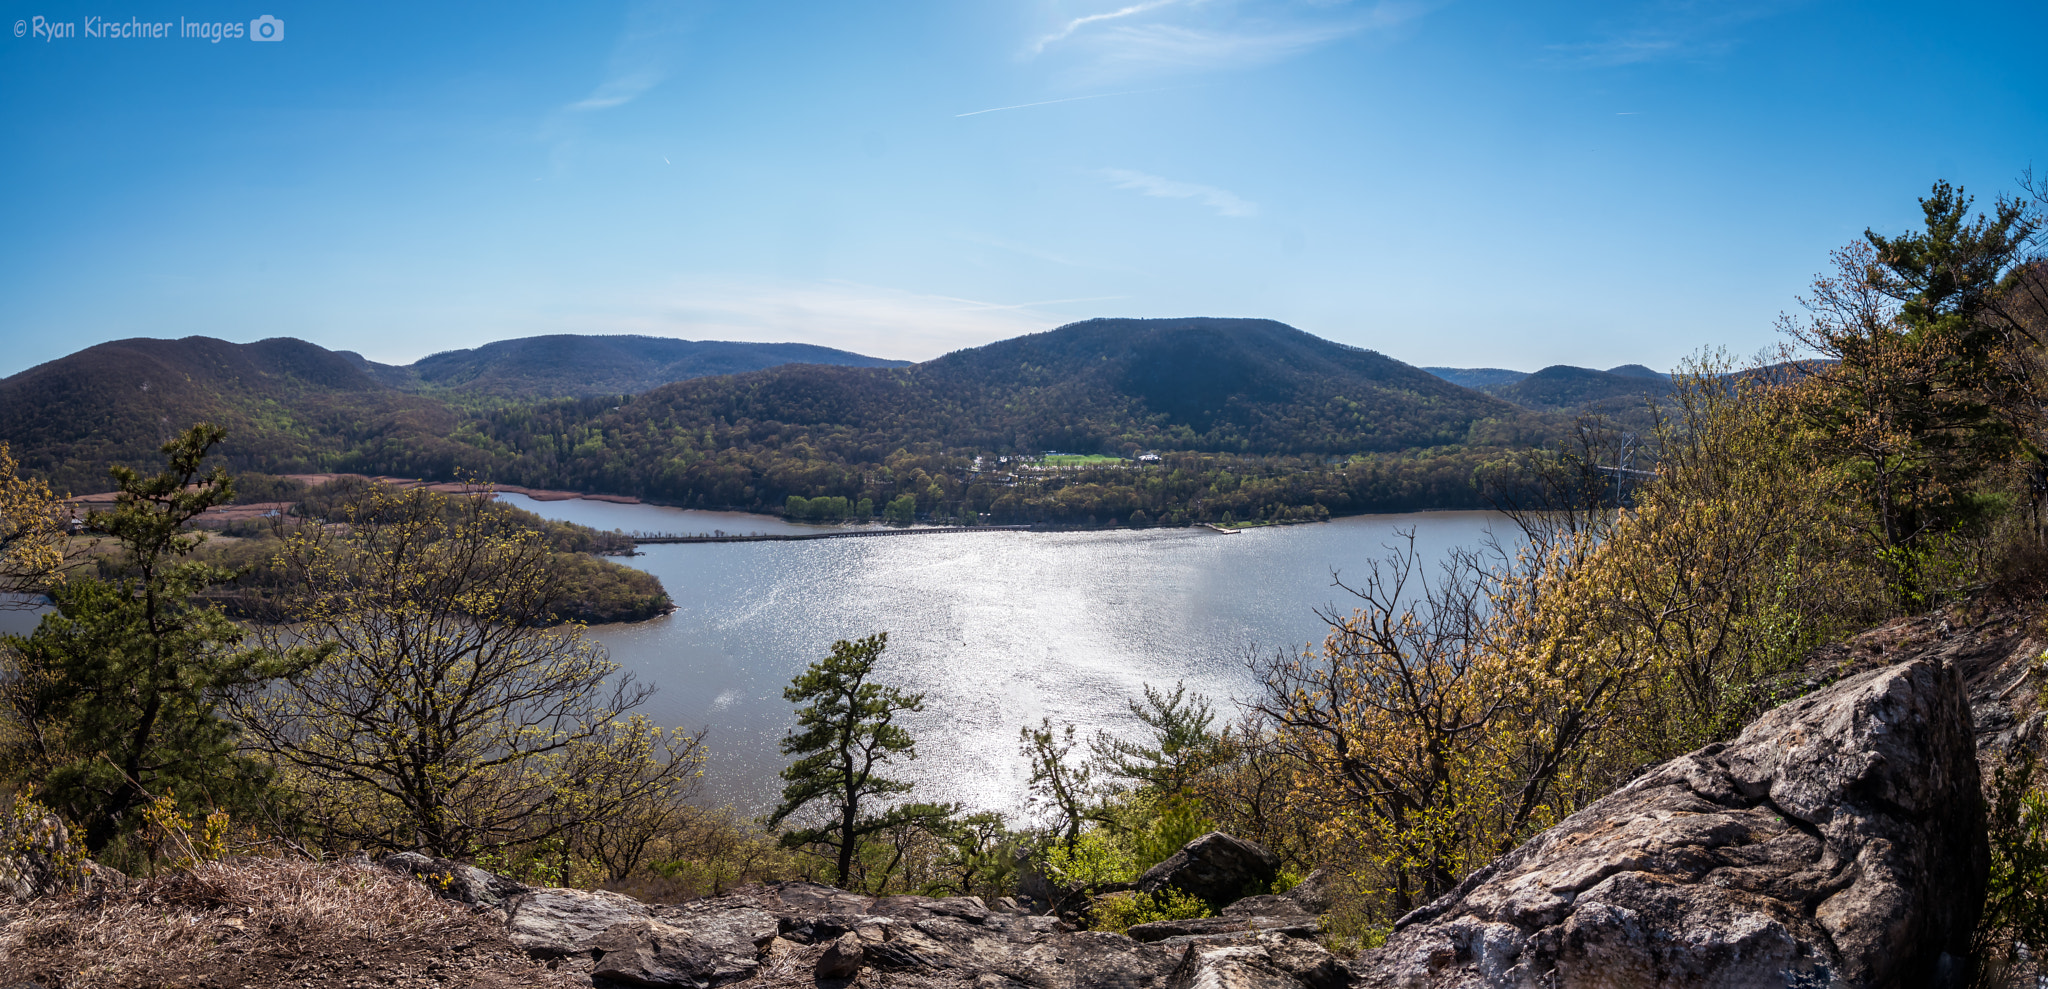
[1,320,1550,520]
[568,317,1524,460]
[1488,364,1674,412]
[0,336,464,493]
[1424,366,1530,390]
[406,334,910,398]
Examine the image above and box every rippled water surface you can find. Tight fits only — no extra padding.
[0,500,1513,813]
[499,494,1511,812]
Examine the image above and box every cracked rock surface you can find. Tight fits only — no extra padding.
[1355,657,1986,989]
[490,879,1344,988]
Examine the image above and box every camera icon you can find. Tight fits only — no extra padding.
[249,15,283,41]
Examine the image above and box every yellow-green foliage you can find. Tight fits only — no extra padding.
[1041,791,1215,890]
[139,794,230,873]
[1088,888,1212,934]
[0,442,65,596]
[0,787,89,900]
[229,482,705,862]
[1250,356,1893,921]
[1044,828,1135,888]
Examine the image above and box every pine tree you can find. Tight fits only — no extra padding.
[768,633,949,888]
[0,425,321,852]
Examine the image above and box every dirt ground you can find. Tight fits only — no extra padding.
[0,860,577,989]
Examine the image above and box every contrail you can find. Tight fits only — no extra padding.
[955,89,1163,118]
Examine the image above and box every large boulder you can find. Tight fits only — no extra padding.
[587,918,765,987]
[1126,913,1320,943]
[504,886,654,957]
[1137,832,1283,906]
[1168,932,1353,989]
[381,851,530,910]
[1357,657,1986,989]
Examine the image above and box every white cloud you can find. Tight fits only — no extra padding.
[1029,0,1434,77]
[1100,168,1257,217]
[567,0,697,112]
[571,68,667,111]
[1032,0,1186,54]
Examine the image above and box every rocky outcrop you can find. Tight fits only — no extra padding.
[1172,932,1355,989]
[1127,867,1332,943]
[382,851,531,910]
[1799,600,2046,761]
[351,625,2007,988]
[0,807,118,904]
[1137,832,1283,906]
[1356,658,1986,989]
[445,876,1345,988]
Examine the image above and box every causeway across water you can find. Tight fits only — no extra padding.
[632,525,1035,544]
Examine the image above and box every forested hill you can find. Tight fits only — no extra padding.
[910,317,1518,453]
[555,317,1523,460]
[0,334,909,492]
[0,336,463,493]
[399,334,910,398]
[3,320,1553,521]
[454,318,1546,520]
[1490,364,1675,411]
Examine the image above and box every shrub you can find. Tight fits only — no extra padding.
[1087,888,1211,934]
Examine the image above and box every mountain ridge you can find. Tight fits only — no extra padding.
[1,319,1550,519]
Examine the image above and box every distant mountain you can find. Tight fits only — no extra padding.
[1604,364,1669,381]
[402,335,910,398]
[0,333,908,492]
[1424,367,1529,390]
[0,320,1547,520]
[0,336,462,493]
[1490,364,1674,412]
[576,317,1529,459]
[447,317,1540,518]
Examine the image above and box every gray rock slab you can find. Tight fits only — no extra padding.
[1138,833,1284,906]
[505,886,652,957]
[1356,658,1986,989]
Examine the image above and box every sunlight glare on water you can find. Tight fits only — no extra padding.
[498,494,1510,814]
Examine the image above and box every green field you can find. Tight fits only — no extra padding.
[1041,454,1125,466]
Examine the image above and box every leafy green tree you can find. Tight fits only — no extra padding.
[768,632,947,888]
[231,482,701,858]
[1021,718,1097,855]
[0,442,66,597]
[0,425,321,852]
[883,495,918,524]
[929,810,1016,899]
[1091,681,1224,795]
[1783,183,2042,581]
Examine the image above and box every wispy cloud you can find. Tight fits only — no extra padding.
[568,0,697,112]
[1546,2,1795,67]
[1085,20,1364,71]
[572,68,666,111]
[1101,168,1257,217]
[1030,0,1434,78]
[955,89,1164,117]
[1546,34,1699,67]
[1032,0,1185,54]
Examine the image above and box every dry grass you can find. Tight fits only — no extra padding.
[0,857,576,988]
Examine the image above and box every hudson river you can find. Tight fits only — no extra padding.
[496,495,1511,813]
[0,499,1514,813]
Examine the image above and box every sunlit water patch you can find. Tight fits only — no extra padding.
[504,496,1512,814]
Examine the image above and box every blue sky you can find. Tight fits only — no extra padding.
[1,1,2042,377]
